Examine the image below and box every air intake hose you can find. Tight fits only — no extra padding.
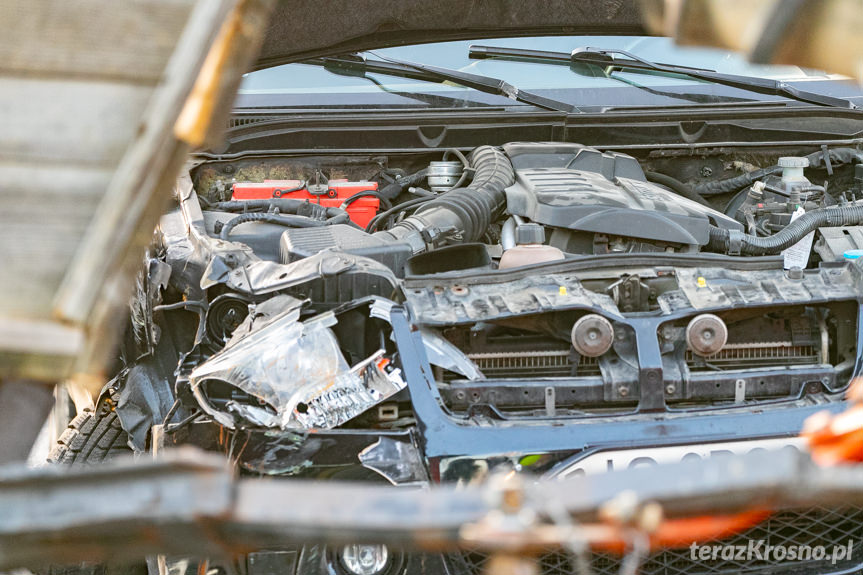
[372,146,515,253]
[707,204,863,256]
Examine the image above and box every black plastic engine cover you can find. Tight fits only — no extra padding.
[503,143,741,247]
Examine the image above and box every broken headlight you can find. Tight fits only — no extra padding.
[189,295,405,430]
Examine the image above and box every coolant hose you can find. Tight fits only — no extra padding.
[644,171,711,207]
[372,146,515,252]
[707,204,863,255]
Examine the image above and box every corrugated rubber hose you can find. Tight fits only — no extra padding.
[372,146,515,252]
[707,204,863,255]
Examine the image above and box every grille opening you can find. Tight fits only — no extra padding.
[434,303,856,414]
[443,350,600,381]
[686,343,820,371]
[448,506,863,575]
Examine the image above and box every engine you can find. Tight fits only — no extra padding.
[501,142,741,255]
[199,141,863,277]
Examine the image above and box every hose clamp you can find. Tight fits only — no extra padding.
[727,229,744,256]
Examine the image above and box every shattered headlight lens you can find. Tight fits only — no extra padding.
[189,303,405,430]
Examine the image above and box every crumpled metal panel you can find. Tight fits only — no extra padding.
[190,295,405,430]
[403,273,619,326]
[221,251,397,296]
[668,265,862,312]
[404,263,863,325]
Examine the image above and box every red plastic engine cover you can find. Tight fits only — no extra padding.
[231,179,380,228]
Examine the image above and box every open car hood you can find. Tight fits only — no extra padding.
[255,0,647,69]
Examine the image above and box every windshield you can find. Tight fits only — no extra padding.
[236,35,863,112]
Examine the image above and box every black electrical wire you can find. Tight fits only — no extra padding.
[762,183,825,199]
[210,199,346,219]
[339,190,393,211]
[378,168,429,200]
[442,148,471,190]
[695,166,783,196]
[695,147,863,197]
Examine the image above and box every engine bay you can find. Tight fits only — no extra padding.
[142,141,863,439]
[194,142,863,273]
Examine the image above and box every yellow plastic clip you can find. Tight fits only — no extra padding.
[559,286,568,296]
[697,276,707,288]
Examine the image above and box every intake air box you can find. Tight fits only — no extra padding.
[280,225,412,276]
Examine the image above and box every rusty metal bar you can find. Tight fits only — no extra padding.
[4,447,863,570]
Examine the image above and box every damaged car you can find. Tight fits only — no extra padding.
[51,4,863,575]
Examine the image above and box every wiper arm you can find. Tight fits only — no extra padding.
[316,52,575,113]
[470,45,858,110]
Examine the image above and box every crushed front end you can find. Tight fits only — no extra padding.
[114,141,863,575]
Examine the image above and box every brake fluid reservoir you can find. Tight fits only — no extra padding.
[499,223,565,269]
[779,156,810,185]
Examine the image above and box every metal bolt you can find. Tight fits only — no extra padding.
[618,386,630,397]
[786,267,804,280]
[665,384,676,394]
[700,166,713,177]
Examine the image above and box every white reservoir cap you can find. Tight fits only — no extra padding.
[779,156,809,181]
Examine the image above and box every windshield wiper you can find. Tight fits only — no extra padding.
[469,45,858,110]
[314,52,575,113]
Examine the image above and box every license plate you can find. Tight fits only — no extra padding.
[555,437,805,478]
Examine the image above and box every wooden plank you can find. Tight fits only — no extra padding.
[55,0,238,328]
[653,0,863,81]
[57,0,276,391]
[0,319,83,357]
[0,319,84,382]
[0,0,194,83]
[0,78,152,166]
[0,162,111,318]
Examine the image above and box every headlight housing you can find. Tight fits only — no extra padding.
[339,544,391,575]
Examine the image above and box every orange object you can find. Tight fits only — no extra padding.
[592,509,771,553]
[231,179,380,228]
[803,377,863,465]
